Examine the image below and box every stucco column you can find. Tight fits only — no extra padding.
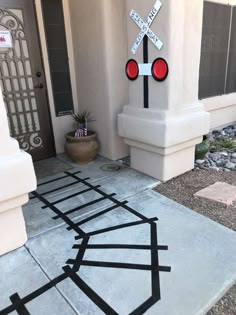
[0,88,36,255]
[118,0,210,181]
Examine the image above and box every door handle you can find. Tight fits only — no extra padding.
[34,83,44,89]
[36,71,42,77]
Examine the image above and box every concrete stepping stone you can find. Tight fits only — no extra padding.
[194,182,236,206]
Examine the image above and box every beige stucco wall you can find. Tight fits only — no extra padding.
[68,0,129,160]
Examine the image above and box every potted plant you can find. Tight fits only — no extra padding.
[65,110,99,164]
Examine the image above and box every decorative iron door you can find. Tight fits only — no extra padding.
[0,0,55,161]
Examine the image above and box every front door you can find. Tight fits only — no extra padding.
[0,0,55,161]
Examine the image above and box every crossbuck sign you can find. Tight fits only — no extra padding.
[130,0,163,54]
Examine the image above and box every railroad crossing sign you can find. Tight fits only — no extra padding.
[126,0,168,109]
[130,0,163,55]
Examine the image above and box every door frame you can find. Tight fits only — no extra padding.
[34,0,79,155]
[33,0,56,160]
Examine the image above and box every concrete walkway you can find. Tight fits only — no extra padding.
[1,155,236,315]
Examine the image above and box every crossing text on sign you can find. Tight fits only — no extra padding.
[130,0,163,54]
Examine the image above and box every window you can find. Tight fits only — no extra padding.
[42,0,74,116]
[199,2,236,99]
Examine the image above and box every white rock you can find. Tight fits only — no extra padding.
[196,159,205,165]
[220,152,228,157]
[225,162,235,170]
[209,166,220,171]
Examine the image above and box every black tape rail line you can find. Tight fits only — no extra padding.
[67,201,129,231]
[0,170,171,315]
[52,193,116,219]
[72,244,168,250]
[75,217,158,240]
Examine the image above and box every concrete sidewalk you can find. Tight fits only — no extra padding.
[0,156,236,315]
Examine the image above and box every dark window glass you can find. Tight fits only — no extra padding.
[199,2,231,99]
[42,0,74,116]
[226,6,236,94]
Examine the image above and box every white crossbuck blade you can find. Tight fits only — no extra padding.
[130,0,163,54]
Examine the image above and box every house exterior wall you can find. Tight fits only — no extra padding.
[35,0,236,157]
[36,0,236,172]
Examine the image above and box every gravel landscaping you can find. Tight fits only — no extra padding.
[195,124,236,172]
[154,169,236,315]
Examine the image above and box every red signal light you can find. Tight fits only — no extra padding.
[151,58,168,81]
[126,59,139,81]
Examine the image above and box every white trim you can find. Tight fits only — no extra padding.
[62,0,79,113]
[205,0,236,5]
[224,5,233,93]
[34,0,79,154]
[34,0,56,117]
[202,93,236,111]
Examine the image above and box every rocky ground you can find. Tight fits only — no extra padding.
[211,124,236,139]
[195,124,236,171]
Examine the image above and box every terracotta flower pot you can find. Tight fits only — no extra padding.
[65,131,99,164]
